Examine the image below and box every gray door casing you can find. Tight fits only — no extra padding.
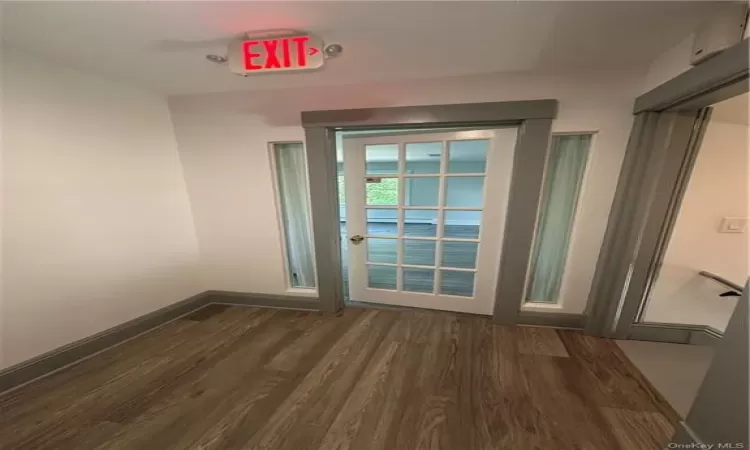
[585,39,749,340]
[576,38,748,450]
[301,100,558,324]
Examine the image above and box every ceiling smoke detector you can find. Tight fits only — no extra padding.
[205,54,228,64]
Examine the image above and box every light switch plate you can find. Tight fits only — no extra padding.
[719,217,748,233]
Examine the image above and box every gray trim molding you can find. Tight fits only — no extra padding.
[301,100,558,128]
[635,39,749,113]
[584,112,661,336]
[0,290,321,395]
[304,126,345,313]
[302,100,559,320]
[205,290,320,310]
[627,323,722,346]
[517,311,586,329]
[0,291,211,394]
[587,39,749,339]
[584,109,711,338]
[611,110,709,338]
[669,421,706,448]
[492,119,553,324]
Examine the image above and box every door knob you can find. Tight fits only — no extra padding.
[349,235,364,244]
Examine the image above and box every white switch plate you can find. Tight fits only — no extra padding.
[719,217,748,233]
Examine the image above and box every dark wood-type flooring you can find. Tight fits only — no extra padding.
[0,305,679,449]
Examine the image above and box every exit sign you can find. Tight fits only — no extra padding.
[229,34,325,75]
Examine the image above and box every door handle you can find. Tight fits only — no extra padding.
[349,235,364,244]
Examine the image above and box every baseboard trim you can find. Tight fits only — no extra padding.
[205,290,320,310]
[670,421,705,446]
[0,291,211,394]
[0,290,321,395]
[517,311,586,329]
[627,323,723,346]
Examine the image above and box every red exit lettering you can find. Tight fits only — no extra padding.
[243,36,319,71]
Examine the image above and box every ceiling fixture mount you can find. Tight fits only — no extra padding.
[205,54,228,64]
[324,44,343,58]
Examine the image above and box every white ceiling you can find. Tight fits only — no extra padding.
[711,93,750,125]
[1,1,725,96]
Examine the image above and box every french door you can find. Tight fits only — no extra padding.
[342,128,518,315]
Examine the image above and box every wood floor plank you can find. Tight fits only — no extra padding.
[88,315,298,450]
[517,325,570,357]
[0,306,682,450]
[168,309,365,450]
[600,407,675,450]
[319,313,428,450]
[0,307,274,450]
[387,311,460,450]
[558,330,679,421]
[242,309,398,450]
[515,354,622,450]
[0,311,203,413]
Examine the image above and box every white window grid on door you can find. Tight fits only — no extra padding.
[363,140,488,297]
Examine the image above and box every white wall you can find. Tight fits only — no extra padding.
[642,32,695,93]
[0,4,5,369]
[169,68,643,314]
[1,47,201,368]
[664,119,749,284]
[644,117,749,330]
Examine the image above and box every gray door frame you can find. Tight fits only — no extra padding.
[671,283,748,448]
[585,39,749,340]
[301,100,558,323]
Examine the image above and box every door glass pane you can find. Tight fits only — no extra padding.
[367,238,398,264]
[403,268,435,293]
[368,265,397,290]
[403,239,436,266]
[404,210,438,237]
[365,144,398,174]
[366,177,399,206]
[448,140,488,174]
[405,142,442,174]
[526,135,591,304]
[445,177,484,207]
[440,270,475,297]
[441,241,478,269]
[405,177,439,207]
[366,208,398,236]
[443,210,481,239]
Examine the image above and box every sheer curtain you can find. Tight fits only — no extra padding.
[275,143,316,288]
[527,135,591,303]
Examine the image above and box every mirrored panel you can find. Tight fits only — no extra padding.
[441,241,478,269]
[403,239,437,266]
[443,210,481,239]
[367,238,398,264]
[445,177,484,207]
[448,139,488,174]
[366,208,398,236]
[366,177,399,206]
[405,142,442,174]
[403,268,435,293]
[440,270,475,297]
[405,177,439,207]
[404,210,438,237]
[368,265,398,290]
[365,144,398,174]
